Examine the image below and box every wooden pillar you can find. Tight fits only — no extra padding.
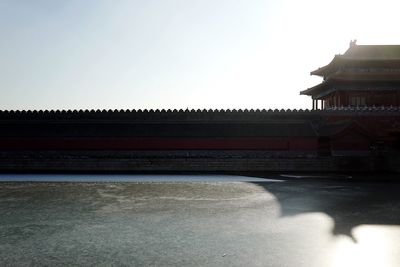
[321,100,324,110]
[312,100,315,110]
[367,91,372,106]
[342,92,348,106]
[397,91,400,106]
[316,100,319,110]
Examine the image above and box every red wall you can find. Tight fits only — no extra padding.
[330,132,371,151]
[0,137,318,151]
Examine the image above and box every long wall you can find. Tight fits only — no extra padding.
[0,151,383,173]
[0,108,399,173]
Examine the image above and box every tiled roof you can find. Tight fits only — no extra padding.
[0,109,320,122]
[343,45,400,60]
[310,45,400,77]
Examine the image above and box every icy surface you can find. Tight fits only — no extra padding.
[0,174,281,182]
[1,178,400,266]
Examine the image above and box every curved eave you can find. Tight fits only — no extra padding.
[310,56,341,76]
[300,82,328,96]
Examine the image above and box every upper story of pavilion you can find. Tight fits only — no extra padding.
[301,41,400,110]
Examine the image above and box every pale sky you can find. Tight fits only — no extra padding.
[1,0,400,110]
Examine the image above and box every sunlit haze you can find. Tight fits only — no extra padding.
[1,0,400,110]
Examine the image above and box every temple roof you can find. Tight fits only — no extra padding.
[300,79,400,98]
[343,45,400,59]
[311,44,400,76]
[302,43,400,98]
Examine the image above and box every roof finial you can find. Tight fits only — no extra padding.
[350,39,357,47]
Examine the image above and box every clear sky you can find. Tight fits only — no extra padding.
[1,0,400,110]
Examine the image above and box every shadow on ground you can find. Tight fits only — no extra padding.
[252,179,400,241]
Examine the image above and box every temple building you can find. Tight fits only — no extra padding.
[301,41,400,109]
[0,43,399,173]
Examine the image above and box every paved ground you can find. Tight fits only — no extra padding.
[0,175,400,267]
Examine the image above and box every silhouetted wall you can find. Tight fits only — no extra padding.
[0,108,399,172]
